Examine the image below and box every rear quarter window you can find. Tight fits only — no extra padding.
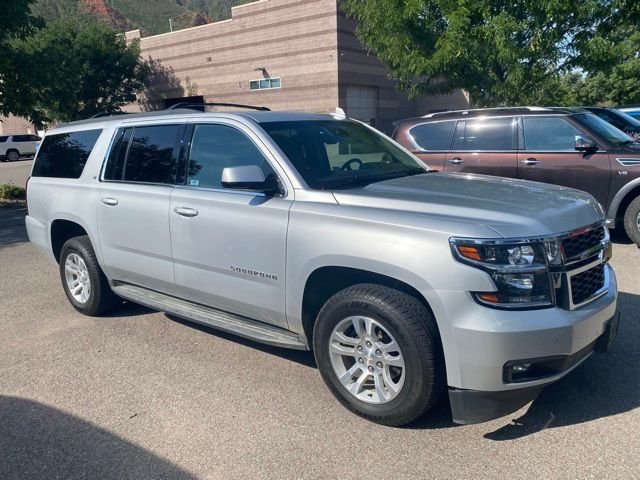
[408,121,456,150]
[31,129,102,178]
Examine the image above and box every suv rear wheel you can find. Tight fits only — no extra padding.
[6,149,19,162]
[59,236,118,316]
[623,196,640,247]
[313,284,445,426]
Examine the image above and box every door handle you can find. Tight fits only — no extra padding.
[448,157,464,165]
[174,207,199,218]
[521,158,539,166]
[101,197,118,206]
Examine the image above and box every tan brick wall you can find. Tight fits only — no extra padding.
[0,115,36,135]
[129,0,469,131]
[134,0,340,114]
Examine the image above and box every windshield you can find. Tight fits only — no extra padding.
[609,109,640,128]
[261,120,428,189]
[575,113,635,146]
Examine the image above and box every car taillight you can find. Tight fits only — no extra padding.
[25,176,30,215]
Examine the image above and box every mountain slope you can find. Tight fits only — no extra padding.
[32,0,254,36]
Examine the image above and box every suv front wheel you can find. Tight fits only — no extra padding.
[59,235,118,316]
[623,196,640,246]
[313,284,445,426]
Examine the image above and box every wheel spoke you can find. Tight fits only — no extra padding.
[374,372,389,401]
[351,317,365,338]
[363,317,375,337]
[383,366,401,394]
[333,331,359,346]
[339,362,361,386]
[385,354,404,368]
[381,340,399,354]
[329,342,357,357]
[348,370,369,396]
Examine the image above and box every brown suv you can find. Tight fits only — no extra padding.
[393,107,640,245]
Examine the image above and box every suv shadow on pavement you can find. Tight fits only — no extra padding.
[484,290,639,440]
[0,206,28,248]
[0,396,197,480]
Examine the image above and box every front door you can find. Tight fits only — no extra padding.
[169,121,291,328]
[97,123,183,294]
[517,115,611,207]
[443,116,518,177]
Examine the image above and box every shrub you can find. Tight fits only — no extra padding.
[0,182,26,200]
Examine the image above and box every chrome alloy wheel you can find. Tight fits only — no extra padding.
[329,316,406,404]
[64,253,91,304]
[637,211,640,232]
[7,151,19,162]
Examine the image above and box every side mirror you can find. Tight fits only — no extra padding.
[221,165,280,195]
[574,135,597,152]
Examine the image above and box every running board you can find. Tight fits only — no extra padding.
[112,283,308,350]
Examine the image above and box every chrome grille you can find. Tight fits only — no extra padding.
[571,264,605,305]
[561,226,605,260]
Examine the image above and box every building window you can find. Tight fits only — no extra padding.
[249,77,281,91]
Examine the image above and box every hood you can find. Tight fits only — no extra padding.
[331,172,604,238]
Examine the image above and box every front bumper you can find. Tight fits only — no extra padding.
[425,263,618,424]
[448,312,620,424]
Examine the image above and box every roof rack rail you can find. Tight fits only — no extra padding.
[88,111,129,119]
[422,106,551,118]
[167,102,271,112]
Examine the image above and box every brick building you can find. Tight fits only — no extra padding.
[129,0,469,133]
[0,115,36,135]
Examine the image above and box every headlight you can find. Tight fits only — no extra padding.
[451,238,556,309]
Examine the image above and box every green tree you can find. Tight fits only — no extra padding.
[0,0,42,113]
[3,19,148,124]
[342,0,639,106]
[573,0,640,105]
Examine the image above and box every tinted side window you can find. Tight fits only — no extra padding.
[103,128,133,181]
[523,117,580,150]
[187,124,273,189]
[0,136,8,143]
[32,129,102,178]
[409,121,456,150]
[122,125,180,184]
[452,117,515,150]
[13,135,32,142]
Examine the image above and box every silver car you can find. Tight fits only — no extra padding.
[25,105,619,426]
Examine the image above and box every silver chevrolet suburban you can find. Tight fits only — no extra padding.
[26,104,619,426]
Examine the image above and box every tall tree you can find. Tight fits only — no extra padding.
[342,0,639,106]
[2,19,148,124]
[0,0,42,114]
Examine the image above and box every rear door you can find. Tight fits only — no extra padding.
[12,134,40,155]
[403,120,456,170]
[517,115,611,206]
[97,123,184,294]
[443,116,518,177]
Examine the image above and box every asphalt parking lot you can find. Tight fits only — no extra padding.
[0,160,638,479]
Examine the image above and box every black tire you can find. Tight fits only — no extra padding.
[59,235,119,316]
[623,196,640,247]
[6,149,19,162]
[313,284,445,426]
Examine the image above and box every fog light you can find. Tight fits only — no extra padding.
[512,363,531,372]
